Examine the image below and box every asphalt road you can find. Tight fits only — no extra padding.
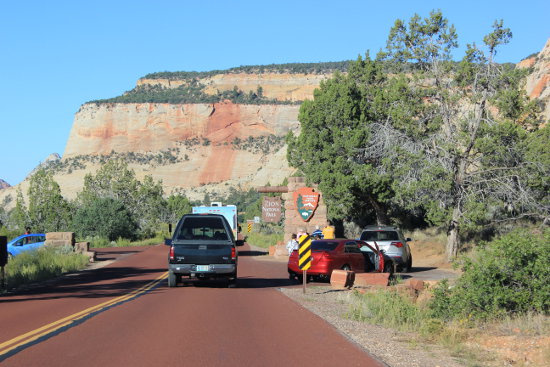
[0,245,384,367]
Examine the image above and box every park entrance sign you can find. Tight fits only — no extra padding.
[262,196,282,223]
[293,187,320,222]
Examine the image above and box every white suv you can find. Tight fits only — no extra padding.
[359,226,412,272]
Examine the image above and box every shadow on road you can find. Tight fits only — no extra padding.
[169,278,295,289]
[406,266,437,273]
[0,266,166,303]
[238,250,269,257]
[169,276,319,289]
[234,276,295,288]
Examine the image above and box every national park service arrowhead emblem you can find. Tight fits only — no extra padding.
[293,187,320,222]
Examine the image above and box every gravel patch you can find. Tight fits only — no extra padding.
[280,286,466,367]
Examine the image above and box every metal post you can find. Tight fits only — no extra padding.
[302,270,307,294]
[0,236,6,291]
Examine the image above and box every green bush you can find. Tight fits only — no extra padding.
[72,197,138,241]
[0,227,22,241]
[86,236,111,248]
[4,247,89,290]
[430,229,550,320]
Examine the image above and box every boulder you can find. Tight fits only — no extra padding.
[330,269,354,289]
[354,273,390,287]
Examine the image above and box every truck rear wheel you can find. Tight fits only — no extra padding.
[168,271,177,287]
[228,272,238,288]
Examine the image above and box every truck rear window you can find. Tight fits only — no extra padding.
[176,217,229,240]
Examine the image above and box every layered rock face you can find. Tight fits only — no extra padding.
[59,100,301,199]
[65,102,299,156]
[518,38,550,123]
[137,73,328,102]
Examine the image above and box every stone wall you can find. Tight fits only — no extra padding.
[44,232,75,248]
[281,177,328,243]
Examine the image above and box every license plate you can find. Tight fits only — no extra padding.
[196,265,209,272]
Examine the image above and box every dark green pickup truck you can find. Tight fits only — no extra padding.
[165,214,243,288]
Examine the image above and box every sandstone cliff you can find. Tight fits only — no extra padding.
[65,102,300,156]
[1,42,548,207]
[137,73,328,103]
[58,101,300,200]
[518,38,550,124]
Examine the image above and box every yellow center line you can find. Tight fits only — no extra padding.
[0,272,168,356]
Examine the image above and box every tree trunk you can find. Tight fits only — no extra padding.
[446,155,467,261]
[367,195,390,226]
[446,207,461,261]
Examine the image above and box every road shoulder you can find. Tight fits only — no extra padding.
[280,286,466,367]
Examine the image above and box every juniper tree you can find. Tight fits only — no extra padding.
[288,10,548,261]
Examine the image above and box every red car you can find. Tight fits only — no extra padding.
[288,239,392,282]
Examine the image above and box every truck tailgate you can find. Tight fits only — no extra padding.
[172,243,234,265]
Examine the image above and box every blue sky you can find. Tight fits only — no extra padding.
[1,0,548,186]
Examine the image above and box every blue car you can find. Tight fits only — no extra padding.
[7,234,46,259]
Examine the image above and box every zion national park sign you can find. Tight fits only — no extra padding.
[293,187,320,222]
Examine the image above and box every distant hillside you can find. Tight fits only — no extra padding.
[0,179,10,190]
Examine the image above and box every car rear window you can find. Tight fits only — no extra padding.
[176,216,229,240]
[360,230,398,241]
[311,241,338,251]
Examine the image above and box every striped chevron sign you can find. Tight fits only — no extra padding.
[298,234,312,270]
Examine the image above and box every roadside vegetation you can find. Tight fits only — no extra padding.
[3,246,89,291]
[1,160,192,245]
[85,234,168,249]
[347,228,550,365]
[244,224,284,249]
[0,160,282,252]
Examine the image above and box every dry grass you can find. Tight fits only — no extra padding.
[492,312,550,336]
[404,228,449,268]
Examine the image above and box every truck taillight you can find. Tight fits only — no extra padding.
[391,241,404,248]
[169,246,175,260]
[231,247,236,260]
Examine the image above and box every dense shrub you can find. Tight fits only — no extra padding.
[72,197,138,241]
[430,229,550,320]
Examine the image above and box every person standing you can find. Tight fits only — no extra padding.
[312,225,323,239]
[286,234,299,255]
[322,221,335,239]
[24,227,31,244]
